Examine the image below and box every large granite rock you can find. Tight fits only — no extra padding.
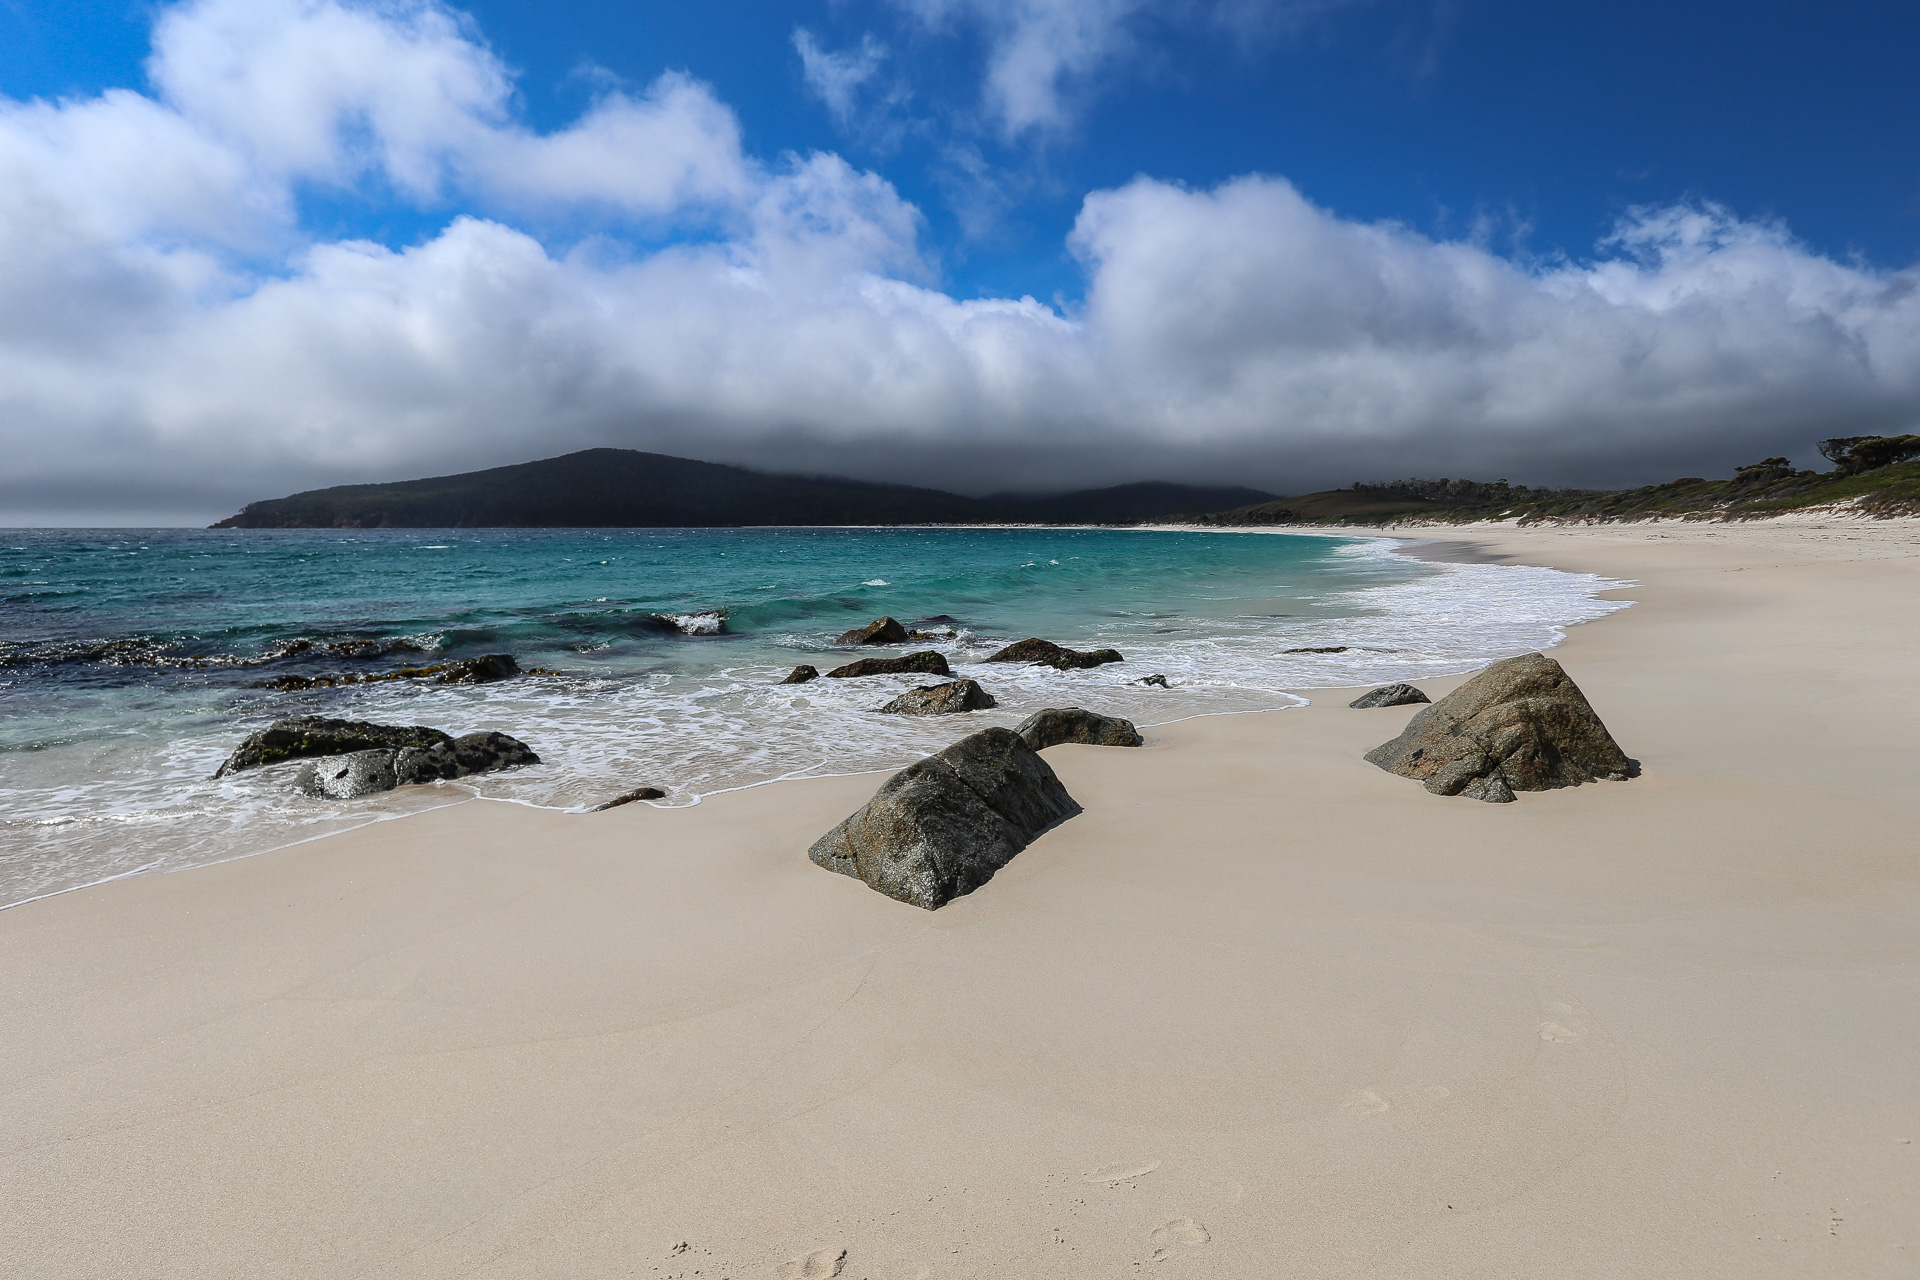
[809,727,1080,909]
[1349,683,1430,709]
[838,616,909,645]
[983,638,1123,670]
[294,749,398,799]
[825,651,951,679]
[1364,653,1631,802]
[876,679,997,715]
[1015,707,1142,750]
[213,716,450,778]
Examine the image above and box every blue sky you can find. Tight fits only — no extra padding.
[2,0,1918,521]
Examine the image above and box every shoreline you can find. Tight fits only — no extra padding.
[1,526,1621,908]
[5,517,1917,1276]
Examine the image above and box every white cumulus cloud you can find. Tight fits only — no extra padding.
[1,0,1918,524]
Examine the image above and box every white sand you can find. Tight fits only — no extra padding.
[3,519,1917,1278]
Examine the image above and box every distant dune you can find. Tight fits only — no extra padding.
[210,449,1278,529]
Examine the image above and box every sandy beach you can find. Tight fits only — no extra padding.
[4,518,1917,1279]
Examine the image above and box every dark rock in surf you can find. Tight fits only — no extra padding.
[214,716,451,778]
[1364,653,1631,802]
[780,664,820,684]
[1349,683,1431,709]
[294,749,399,800]
[1014,707,1142,750]
[838,616,909,645]
[393,731,540,784]
[1285,646,1349,654]
[648,608,728,635]
[826,651,951,679]
[429,653,520,684]
[591,786,666,811]
[983,638,1123,670]
[876,680,997,716]
[261,652,525,691]
[809,728,1080,910]
[1136,674,1170,687]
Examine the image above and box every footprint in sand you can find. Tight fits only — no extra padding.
[778,1247,846,1279]
[1084,1159,1160,1184]
[1340,1090,1389,1115]
[1539,1000,1588,1042]
[1147,1218,1212,1262]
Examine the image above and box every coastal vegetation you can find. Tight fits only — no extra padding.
[1201,434,1920,525]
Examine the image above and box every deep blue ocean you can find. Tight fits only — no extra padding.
[0,527,1630,905]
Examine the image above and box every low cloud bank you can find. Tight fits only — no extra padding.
[2,0,1917,523]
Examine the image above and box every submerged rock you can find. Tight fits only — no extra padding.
[876,679,997,715]
[1136,674,1170,688]
[1015,707,1143,750]
[983,638,1124,670]
[809,727,1080,910]
[1285,646,1349,654]
[591,786,666,811]
[431,653,521,684]
[649,608,728,635]
[262,652,525,692]
[837,616,909,645]
[1349,683,1431,709]
[1364,653,1631,802]
[780,664,820,684]
[214,716,450,778]
[826,651,951,679]
[295,749,398,800]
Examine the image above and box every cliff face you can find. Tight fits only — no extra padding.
[210,449,1277,528]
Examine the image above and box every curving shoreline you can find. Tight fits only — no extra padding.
[4,516,1918,1276]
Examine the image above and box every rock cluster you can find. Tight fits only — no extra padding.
[875,680,996,715]
[809,728,1080,909]
[1349,683,1430,709]
[826,651,951,679]
[1364,653,1631,803]
[983,638,1123,670]
[1015,707,1142,750]
[837,616,909,645]
[215,715,540,798]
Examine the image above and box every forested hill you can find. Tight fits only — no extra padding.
[210,449,1278,528]
[1198,436,1920,527]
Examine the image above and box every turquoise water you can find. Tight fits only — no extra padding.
[0,527,1630,905]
